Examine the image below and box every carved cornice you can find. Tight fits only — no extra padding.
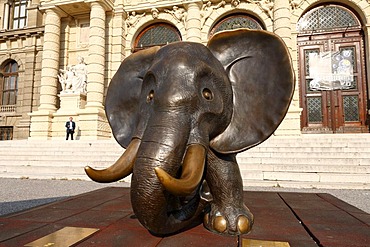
[0,27,44,41]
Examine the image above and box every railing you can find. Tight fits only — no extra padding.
[0,105,16,113]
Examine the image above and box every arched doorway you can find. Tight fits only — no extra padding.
[297,4,368,133]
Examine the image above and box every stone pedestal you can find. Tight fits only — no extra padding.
[50,92,87,139]
[58,92,87,111]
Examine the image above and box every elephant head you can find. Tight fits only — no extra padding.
[85,29,294,236]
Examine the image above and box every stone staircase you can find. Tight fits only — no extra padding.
[0,134,369,189]
[238,134,370,189]
[0,139,125,181]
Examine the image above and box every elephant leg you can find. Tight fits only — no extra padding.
[203,149,254,235]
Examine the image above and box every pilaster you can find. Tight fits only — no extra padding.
[273,0,302,135]
[110,6,127,76]
[3,2,10,30]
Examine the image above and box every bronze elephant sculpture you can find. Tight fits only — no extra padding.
[85,29,294,236]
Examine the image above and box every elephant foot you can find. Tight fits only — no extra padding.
[203,202,254,236]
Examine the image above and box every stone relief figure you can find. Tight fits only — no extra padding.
[58,56,87,93]
[290,0,300,9]
[126,11,145,29]
[151,8,159,19]
[164,6,187,24]
[256,0,274,19]
[231,0,241,7]
[201,1,226,27]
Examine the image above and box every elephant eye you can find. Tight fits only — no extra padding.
[202,88,213,101]
[147,90,154,103]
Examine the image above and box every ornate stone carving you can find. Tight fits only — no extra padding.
[201,1,226,27]
[164,6,187,24]
[126,11,146,29]
[290,0,301,9]
[256,0,274,20]
[151,8,159,19]
[231,0,241,7]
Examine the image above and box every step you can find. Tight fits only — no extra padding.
[240,164,370,174]
[261,171,370,183]
[238,157,370,165]
[242,180,370,189]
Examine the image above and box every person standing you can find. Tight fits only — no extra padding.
[65,117,76,140]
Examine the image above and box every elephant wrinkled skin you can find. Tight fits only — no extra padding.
[85,29,294,236]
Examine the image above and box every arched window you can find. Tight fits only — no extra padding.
[3,0,28,29]
[1,61,18,106]
[297,5,361,33]
[133,23,181,52]
[210,14,263,37]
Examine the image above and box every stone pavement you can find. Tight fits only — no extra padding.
[0,186,369,247]
[1,178,369,216]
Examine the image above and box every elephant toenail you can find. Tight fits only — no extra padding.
[204,213,209,225]
[214,216,227,233]
[237,215,251,234]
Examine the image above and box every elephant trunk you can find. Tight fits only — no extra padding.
[130,118,206,235]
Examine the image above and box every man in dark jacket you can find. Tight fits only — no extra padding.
[65,117,76,140]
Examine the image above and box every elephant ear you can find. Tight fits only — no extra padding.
[105,46,160,148]
[208,29,294,153]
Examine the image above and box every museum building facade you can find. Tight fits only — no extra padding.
[1,0,370,140]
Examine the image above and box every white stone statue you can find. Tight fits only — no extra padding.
[58,66,74,92]
[73,56,87,93]
[58,56,87,93]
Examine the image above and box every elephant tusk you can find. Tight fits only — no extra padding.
[84,138,141,183]
[155,144,206,197]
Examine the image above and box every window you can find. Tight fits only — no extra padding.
[210,14,263,37]
[133,24,181,52]
[4,0,28,29]
[0,127,13,140]
[1,61,18,106]
[297,5,361,33]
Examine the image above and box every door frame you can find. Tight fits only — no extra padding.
[298,29,368,133]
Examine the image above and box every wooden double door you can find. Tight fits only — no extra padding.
[298,30,368,133]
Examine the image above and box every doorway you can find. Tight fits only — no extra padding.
[297,5,368,133]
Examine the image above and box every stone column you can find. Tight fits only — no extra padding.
[38,8,61,112]
[3,2,10,29]
[273,0,302,135]
[85,1,106,109]
[185,2,202,42]
[29,8,62,139]
[78,1,111,140]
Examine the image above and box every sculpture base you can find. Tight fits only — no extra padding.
[58,92,87,111]
[1,188,368,246]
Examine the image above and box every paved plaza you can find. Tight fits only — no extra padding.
[0,183,369,246]
[1,178,369,217]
